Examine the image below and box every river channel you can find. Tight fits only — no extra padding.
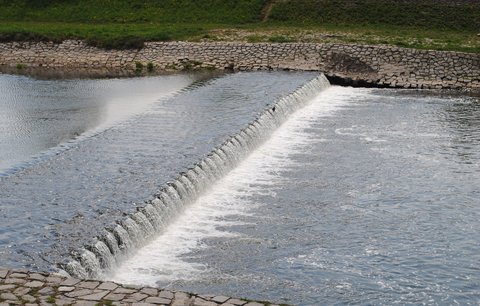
[1,72,479,304]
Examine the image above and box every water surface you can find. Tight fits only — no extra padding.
[0,73,203,174]
[0,71,316,271]
[112,86,480,305]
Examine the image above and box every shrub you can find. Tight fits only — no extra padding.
[146,62,154,72]
[268,35,294,43]
[0,31,55,43]
[135,61,144,72]
[86,36,145,50]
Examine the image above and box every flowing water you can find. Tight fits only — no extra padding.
[0,73,203,175]
[0,71,317,271]
[111,87,480,305]
[1,70,479,304]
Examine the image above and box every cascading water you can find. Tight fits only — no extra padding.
[62,74,331,278]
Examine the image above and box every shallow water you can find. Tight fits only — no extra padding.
[112,86,480,305]
[0,71,316,271]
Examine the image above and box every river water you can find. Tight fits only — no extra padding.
[0,73,201,174]
[1,72,479,304]
[111,86,480,305]
[0,71,316,271]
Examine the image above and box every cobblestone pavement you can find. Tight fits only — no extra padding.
[0,269,280,306]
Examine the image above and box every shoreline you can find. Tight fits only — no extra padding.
[1,40,479,90]
[0,268,277,306]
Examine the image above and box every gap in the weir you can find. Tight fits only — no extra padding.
[326,74,388,88]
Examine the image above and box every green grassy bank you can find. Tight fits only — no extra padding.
[0,0,478,52]
[269,0,480,32]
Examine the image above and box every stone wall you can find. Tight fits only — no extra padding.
[0,268,272,306]
[0,40,479,90]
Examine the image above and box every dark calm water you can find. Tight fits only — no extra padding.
[112,86,480,305]
[0,71,316,271]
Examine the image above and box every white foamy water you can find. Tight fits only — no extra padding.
[110,86,356,286]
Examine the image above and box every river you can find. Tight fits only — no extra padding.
[1,72,479,304]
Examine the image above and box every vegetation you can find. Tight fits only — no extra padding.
[0,22,210,48]
[224,23,480,53]
[135,61,144,73]
[0,0,478,53]
[268,0,480,32]
[0,30,53,42]
[46,295,56,303]
[146,62,154,72]
[0,0,265,24]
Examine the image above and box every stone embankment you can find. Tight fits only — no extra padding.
[0,269,275,306]
[0,40,479,90]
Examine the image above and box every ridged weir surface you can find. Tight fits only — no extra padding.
[65,74,331,278]
[0,71,324,275]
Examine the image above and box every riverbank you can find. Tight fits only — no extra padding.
[1,0,479,53]
[0,268,278,306]
[1,40,479,90]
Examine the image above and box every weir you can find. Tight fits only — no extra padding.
[63,74,331,279]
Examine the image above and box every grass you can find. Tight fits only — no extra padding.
[0,0,478,53]
[204,23,480,53]
[46,295,55,303]
[0,21,211,44]
[268,0,480,32]
[0,0,265,24]
[268,35,294,43]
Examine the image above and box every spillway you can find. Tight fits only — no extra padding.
[0,71,324,273]
[62,74,331,278]
[2,71,479,305]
